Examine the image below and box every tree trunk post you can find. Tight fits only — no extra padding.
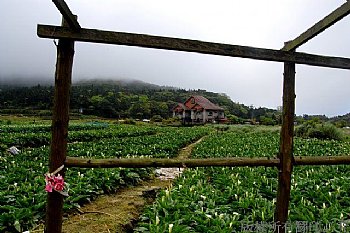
[274,60,295,232]
[45,17,75,233]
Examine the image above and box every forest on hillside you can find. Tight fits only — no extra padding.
[1,79,349,127]
[0,80,282,124]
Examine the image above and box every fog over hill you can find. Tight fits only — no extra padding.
[74,78,177,91]
[0,75,54,87]
[0,76,176,90]
[1,76,349,120]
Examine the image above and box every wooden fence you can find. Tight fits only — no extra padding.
[38,0,350,232]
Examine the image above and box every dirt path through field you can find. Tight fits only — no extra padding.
[60,179,171,233]
[37,136,203,233]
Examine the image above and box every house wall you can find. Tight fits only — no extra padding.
[203,110,225,122]
[173,105,186,119]
[174,109,225,122]
[192,110,203,121]
[173,111,182,118]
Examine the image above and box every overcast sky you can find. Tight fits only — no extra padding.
[0,0,349,117]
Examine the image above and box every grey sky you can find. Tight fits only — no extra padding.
[0,0,349,116]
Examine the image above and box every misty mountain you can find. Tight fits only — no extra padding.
[0,76,54,87]
[73,78,177,91]
[1,77,348,124]
[0,77,271,120]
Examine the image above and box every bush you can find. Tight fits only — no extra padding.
[295,121,343,140]
[37,110,52,116]
[123,118,136,125]
[162,117,181,125]
[150,115,163,123]
[260,116,277,126]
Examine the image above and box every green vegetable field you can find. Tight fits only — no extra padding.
[1,123,350,232]
[136,126,350,233]
[0,122,208,232]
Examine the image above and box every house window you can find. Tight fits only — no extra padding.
[208,111,213,116]
[191,98,195,104]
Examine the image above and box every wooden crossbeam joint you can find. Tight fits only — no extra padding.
[52,0,81,32]
[283,1,350,51]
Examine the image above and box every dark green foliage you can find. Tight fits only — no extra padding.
[226,114,243,124]
[0,80,280,121]
[259,116,277,125]
[0,143,6,154]
[162,117,181,126]
[123,118,136,125]
[295,121,343,141]
[331,113,350,127]
[150,115,163,122]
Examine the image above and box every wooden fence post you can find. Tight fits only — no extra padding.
[274,60,295,232]
[45,17,75,233]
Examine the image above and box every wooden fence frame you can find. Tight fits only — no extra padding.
[39,1,350,232]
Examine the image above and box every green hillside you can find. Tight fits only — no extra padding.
[1,79,279,123]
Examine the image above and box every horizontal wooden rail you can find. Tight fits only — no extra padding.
[294,155,350,166]
[283,1,350,51]
[65,155,350,168]
[65,157,280,168]
[37,25,350,70]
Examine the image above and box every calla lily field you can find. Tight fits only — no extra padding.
[1,122,350,232]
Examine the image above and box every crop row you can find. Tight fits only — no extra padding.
[136,127,350,232]
[69,127,208,159]
[0,124,158,148]
[0,122,109,133]
[0,125,210,232]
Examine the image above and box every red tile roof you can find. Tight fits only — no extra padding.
[173,96,224,111]
[172,103,189,111]
[189,96,224,110]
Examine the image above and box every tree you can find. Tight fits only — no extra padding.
[150,101,169,118]
[260,116,276,126]
[128,95,151,119]
[227,114,241,124]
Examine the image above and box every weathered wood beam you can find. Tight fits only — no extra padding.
[283,1,350,51]
[52,0,81,31]
[65,157,280,168]
[275,61,295,231]
[45,18,75,233]
[37,25,350,70]
[294,155,350,166]
[64,155,350,168]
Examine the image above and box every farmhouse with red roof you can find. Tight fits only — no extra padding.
[172,96,225,123]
